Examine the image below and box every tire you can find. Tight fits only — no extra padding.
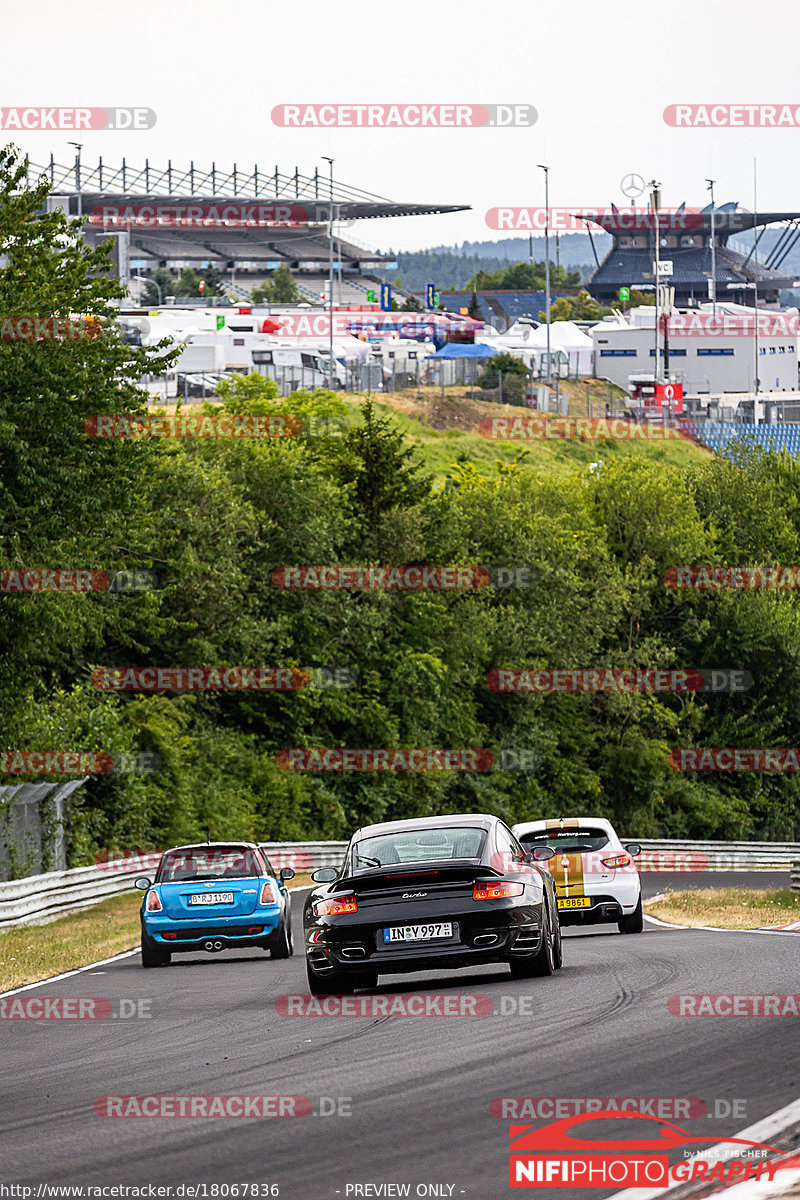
[618,894,644,934]
[510,904,555,978]
[141,932,171,968]
[552,910,563,970]
[270,912,294,959]
[306,961,356,995]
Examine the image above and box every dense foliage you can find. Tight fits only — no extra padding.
[2,147,799,868]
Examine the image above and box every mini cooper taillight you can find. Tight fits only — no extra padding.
[260,880,278,904]
[145,890,162,912]
[314,894,358,916]
[473,881,525,901]
[601,854,632,869]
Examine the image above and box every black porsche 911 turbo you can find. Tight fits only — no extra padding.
[303,813,562,994]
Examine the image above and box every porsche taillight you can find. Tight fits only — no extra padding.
[314,894,358,917]
[260,880,278,904]
[473,881,525,901]
[601,854,631,870]
[145,890,162,912]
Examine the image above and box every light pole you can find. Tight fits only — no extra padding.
[67,142,83,218]
[537,164,551,384]
[142,271,162,305]
[706,178,716,315]
[322,156,335,389]
[649,181,662,384]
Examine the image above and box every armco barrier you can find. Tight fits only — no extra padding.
[0,839,795,929]
[625,839,800,871]
[0,842,348,929]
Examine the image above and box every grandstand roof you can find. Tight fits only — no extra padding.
[26,156,469,223]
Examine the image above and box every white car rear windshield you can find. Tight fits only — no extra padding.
[519,827,610,852]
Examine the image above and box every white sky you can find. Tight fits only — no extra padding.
[4,0,800,254]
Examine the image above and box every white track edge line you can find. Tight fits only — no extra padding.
[605,1095,800,1200]
[0,884,316,998]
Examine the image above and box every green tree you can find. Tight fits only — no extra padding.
[331,400,430,533]
[477,352,528,389]
[270,264,300,303]
[540,290,612,322]
[141,267,175,305]
[251,280,273,304]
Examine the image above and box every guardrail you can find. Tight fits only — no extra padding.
[0,843,349,929]
[625,839,800,871]
[0,839,796,929]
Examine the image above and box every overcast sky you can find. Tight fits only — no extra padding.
[4,0,800,255]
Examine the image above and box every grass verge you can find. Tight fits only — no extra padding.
[647,887,800,929]
[0,873,313,992]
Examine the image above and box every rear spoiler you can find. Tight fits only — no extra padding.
[328,858,502,892]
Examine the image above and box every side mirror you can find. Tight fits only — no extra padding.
[311,867,338,883]
[625,843,642,857]
[134,877,152,890]
[530,846,555,862]
[279,867,295,881]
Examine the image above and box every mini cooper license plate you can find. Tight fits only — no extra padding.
[557,897,591,909]
[189,892,234,905]
[383,923,453,942]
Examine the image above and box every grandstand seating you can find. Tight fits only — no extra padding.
[441,291,576,327]
[689,421,800,456]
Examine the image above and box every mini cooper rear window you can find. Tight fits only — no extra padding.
[159,847,263,881]
[519,828,610,852]
[353,827,486,867]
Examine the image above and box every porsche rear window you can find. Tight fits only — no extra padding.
[353,827,486,867]
[519,828,610,852]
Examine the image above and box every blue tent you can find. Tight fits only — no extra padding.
[429,342,499,359]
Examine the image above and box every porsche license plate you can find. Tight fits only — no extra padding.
[557,897,591,909]
[189,892,234,905]
[383,923,453,942]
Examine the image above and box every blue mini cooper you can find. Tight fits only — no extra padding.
[136,842,295,968]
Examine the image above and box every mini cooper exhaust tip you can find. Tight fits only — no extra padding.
[204,939,224,952]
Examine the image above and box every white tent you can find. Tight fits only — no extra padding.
[477,318,594,376]
[523,320,594,375]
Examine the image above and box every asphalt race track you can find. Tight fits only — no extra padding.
[1,872,798,1200]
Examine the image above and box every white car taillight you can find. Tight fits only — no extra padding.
[260,880,278,905]
[601,854,632,870]
[145,890,162,912]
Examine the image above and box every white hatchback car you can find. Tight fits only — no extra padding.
[511,817,643,933]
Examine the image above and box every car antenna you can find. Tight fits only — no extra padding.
[206,827,211,844]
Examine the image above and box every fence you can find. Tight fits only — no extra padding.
[0,839,797,929]
[0,780,88,878]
